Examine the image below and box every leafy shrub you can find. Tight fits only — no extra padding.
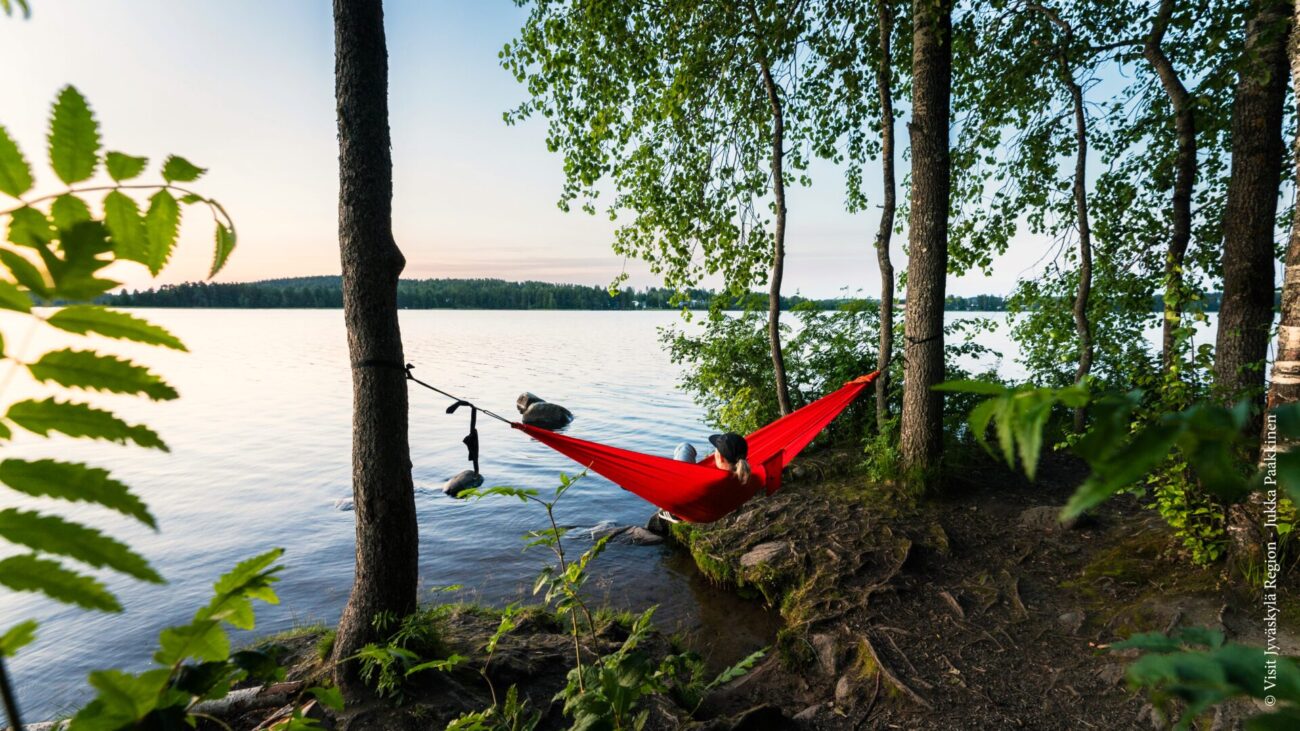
[1111,628,1300,730]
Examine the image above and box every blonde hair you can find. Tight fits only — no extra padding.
[733,458,752,485]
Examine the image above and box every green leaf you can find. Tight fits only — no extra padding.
[104,151,148,182]
[48,85,101,184]
[145,189,180,275]
[0,620,37,658]
[0,123,33,197]
[27,348,178,400]
[50,193,92,230]
[0,508,162,582]
[0,553,120,611]
[104,190,148,262]
[0,279,32,313]
[46,305,187,351]
[0,0,32,19]
[308,685,345,712]
[0,458,155,527]
[211,222,236,277]
[156,620,229,664]
[1063,422,1182,520]
[0,248,49,297]
[50,221,118,301]
[161,155,205,183]
[74,668,172,729]
[5,398,167,450]
[212,548,284,598]
[932,379,1008,395]
[7,205,55,248]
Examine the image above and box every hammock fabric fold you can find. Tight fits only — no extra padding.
[512,372,878,523]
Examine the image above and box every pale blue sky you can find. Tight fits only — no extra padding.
[1,1,1042,298]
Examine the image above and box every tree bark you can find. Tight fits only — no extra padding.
[1144,0,1197,374]
[874,0,897,431]
[760,62,794,416]
[330,0,420,698]
[1228,0,1296,573]
[900,0,953,476]
[1216,0,1291,438]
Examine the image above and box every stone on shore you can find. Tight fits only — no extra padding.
[443,469,484,497]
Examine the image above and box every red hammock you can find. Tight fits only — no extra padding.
[512,372,878,523]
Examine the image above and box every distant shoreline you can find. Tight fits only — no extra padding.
[101,275,1022,311]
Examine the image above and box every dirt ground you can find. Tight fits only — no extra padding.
[677,449,1298,730]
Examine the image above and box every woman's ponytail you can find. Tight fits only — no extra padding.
[733,458,752,485]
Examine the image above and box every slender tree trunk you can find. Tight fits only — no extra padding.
[761,63,793,416]
[1144,0,1197,374]
[900,0,953,477]
[875,0,897,431]
[1069,69,1093,433]
[330,0,420,697]
[1228,0,1297,572]
[1216,0,1291,439]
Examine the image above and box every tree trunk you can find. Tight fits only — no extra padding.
[875,0,897,431]
[1216,0,1290,439]
[330,0,420,698]
[1069,67,1093,432]
[760,63,794,416]
[900,0,953,476]
[1228,0,1297,573]
[1144,0,1197,374]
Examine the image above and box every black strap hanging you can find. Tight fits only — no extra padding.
[446,399,480,474]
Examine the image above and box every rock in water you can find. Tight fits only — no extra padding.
[333,498,354,512]
[521,402,573,430]
[673,442,698,463]
[516,392,546,414]
[443,469,484,497]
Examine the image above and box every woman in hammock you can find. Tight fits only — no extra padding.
[660,432,752,523]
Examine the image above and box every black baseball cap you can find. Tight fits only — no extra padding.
[708,432,748,462]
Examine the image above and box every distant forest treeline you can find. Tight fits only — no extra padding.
[100,276,1245,312]
[103,276,1004,310]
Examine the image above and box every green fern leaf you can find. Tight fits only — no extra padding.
[0,620,38,658]
[104,151,148,182]
[6,398,167,450]
[211,222,235,277]
[0,124,33,197]
[0,553,120,611]
[0,249,50,297]
[144,189,180,275]
[0,508,162,583]
[28,348,178,401]
[0,279,32,313]
[161,155,205,183]
[50,193,92,230]
[47,85,101,184]
[46,305,186,351]
[6,205,55,248]
[103,190,148,263]
[0,458,156,527]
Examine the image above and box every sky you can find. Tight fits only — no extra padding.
[1,0,1046,299]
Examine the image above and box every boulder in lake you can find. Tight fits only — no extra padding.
[333,498,354,512]
[443,469,484,497]
[521,401,573,430]
[516,392,546,414]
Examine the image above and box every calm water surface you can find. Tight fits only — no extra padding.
[0,308,1204,718]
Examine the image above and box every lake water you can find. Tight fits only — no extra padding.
[0,307,1205,719]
